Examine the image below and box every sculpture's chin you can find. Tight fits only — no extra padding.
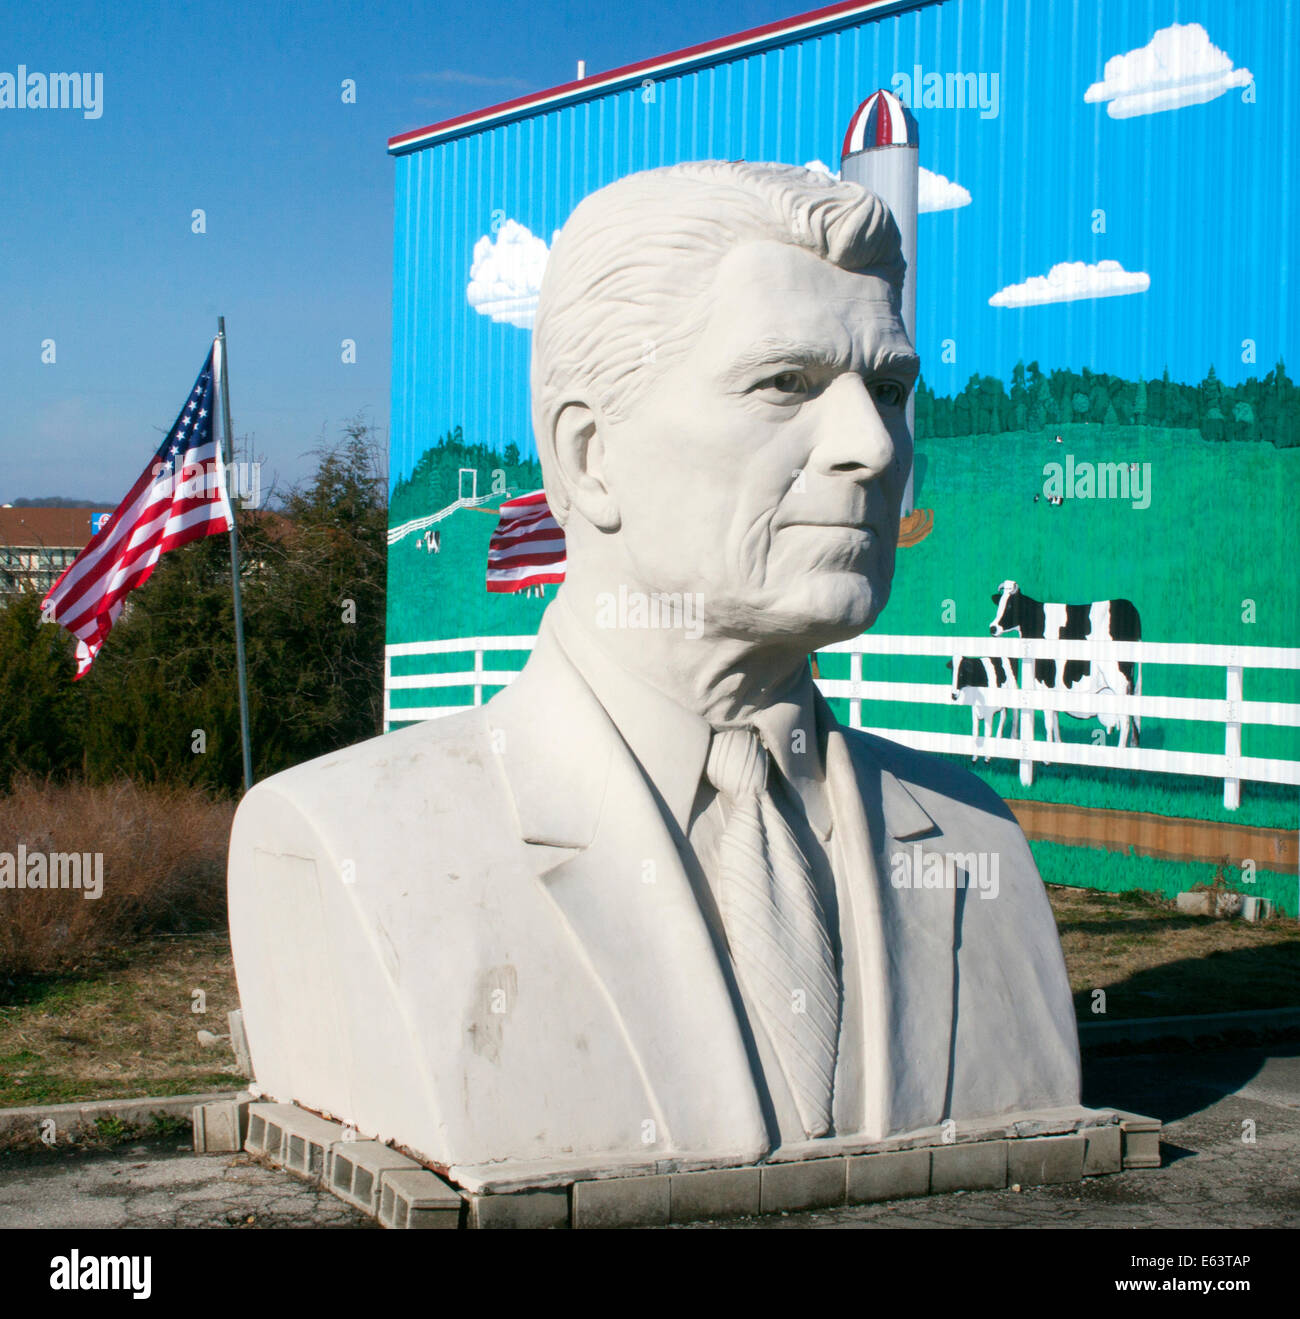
[720,572,891,650]
[800,585,888,646]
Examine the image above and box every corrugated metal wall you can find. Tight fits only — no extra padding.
[391,0,1294,483]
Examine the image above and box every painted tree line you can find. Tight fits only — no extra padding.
[389,424,543,529]
[914,359,1298,446]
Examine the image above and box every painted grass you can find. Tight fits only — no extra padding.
[817,738,1297,831]
[387,480,552,655]
[1031,839,1297,917]
[826,422,1299,828]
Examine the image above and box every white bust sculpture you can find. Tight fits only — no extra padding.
[229,161,1080,1189]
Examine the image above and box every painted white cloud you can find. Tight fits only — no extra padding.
[989,259,1150,308]
[803,158,839,178]
[1085,21,1253,119]
[917,168,970,213]
[466,219,552,328]
[803,159,971,212]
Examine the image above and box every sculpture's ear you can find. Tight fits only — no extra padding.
[552,401,620,533]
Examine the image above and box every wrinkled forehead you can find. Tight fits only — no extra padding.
[697,239,913,371]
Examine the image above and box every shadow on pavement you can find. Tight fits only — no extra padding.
[1082,1041,1300,1124]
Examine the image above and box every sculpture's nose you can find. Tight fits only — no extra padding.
[808,374,896,482]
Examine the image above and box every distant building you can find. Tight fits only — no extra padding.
[0,507,116,602]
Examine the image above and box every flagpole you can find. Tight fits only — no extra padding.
[215,316,255,793]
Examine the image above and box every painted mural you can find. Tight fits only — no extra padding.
[386,2,1298,914]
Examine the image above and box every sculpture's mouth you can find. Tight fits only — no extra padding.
[778,522,879,540]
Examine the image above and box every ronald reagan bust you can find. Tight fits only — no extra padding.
[227,161,1080,1188]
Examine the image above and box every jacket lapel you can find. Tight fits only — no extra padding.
[486,615,770,1165]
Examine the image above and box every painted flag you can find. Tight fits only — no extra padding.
[41,346,234,678]
[485,489,566,593]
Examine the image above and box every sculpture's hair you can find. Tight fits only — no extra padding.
[530,161,904,520]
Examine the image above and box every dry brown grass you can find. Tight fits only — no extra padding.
[1049,885,1300,1020]
[0,777,234,980]
[0,932,244,1108]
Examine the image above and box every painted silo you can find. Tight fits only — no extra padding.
[840,88,919,513]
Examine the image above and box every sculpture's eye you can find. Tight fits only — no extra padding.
[871,380,907,408]
[760,370,810,397]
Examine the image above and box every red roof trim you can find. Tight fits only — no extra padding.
[388,0,918,154]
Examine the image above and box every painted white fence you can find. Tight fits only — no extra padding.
[385,635,538,725]
[384,633,1300,810]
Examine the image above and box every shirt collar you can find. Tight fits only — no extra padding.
[548,592,832,841]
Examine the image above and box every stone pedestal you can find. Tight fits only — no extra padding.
[226,1100,1162,1229]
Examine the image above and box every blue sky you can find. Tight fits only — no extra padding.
[0,0,808,501]
[3,0,1296,502]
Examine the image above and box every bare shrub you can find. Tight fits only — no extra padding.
[0,777,234,980]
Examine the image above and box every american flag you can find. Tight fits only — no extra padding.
[485,489,566,593]
[42,347,234,678]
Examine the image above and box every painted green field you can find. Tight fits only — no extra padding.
[387,501,550,653]
[820,422,1299,831]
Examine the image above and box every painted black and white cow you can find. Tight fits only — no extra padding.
[988,580,1142,749]
[946,655,1020,761]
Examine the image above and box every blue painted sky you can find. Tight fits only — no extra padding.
[3,0,1295,501]
[391,0,1298,479]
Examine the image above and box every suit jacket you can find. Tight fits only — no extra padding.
[228,614,1080,1190]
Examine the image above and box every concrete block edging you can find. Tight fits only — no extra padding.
[231,1101,1160,1229]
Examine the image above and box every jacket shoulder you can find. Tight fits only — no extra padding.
[233,710,497,841]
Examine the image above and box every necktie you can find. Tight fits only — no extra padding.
[705,726,840,1139]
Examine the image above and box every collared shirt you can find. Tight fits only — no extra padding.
[546,592,858,1147]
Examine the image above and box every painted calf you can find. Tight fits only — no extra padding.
[988,580,1142,749]
[947,655,1020,761]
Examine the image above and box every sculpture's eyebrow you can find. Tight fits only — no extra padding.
[868,346,921,381]
[718,338,848,387]
[719,337,920,387]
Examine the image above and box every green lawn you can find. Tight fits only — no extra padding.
[0,934,245,1112]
